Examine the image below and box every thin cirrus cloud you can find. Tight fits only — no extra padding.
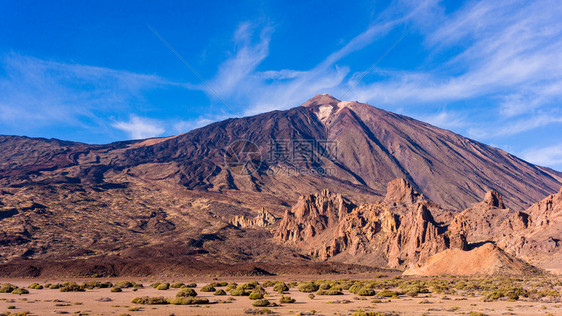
[112,115,165,140]
[198,0,562,134]
[198,1,438,115]
[522,143,562,167]
[0,53,170,139]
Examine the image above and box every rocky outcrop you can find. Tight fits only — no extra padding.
[231,208,277,228]
[449,190,514,243]
[275,190,354,243]
[387,204,451,268]
[276,178,465,268]
[527,187,562,229]
[449,188,562,272]
[383,178,423,206]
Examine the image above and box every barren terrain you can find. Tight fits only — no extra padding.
[0,274,561,316]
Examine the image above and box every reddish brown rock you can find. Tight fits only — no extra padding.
[276,178,457,268]
[449,190,514,243]
[231,208,277,228]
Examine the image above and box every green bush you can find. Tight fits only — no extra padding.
[28,283,43,290]
[12,288,29,295]
[111,287,122,292]
[170,282,184,288]
[319,283,331,290]
[200,284,216,292]
[229,286,249,296]
[262,281,276,288]
[0,283,17,293]
[241,281,259,290]
[114,281,134,289]
[273,282,289,293]
[350,312,387,316]
[249,292,264,300]
[176,288,197,297]
[226,283,238,291]
[298,283,319,293]
[156,283,169,291]
[216,281,228,287]
[252,286,267,295]
[131,296,168,305]
[60,283,85,292]
[308,293,315,299]
[185,283,197,288]
[49,283,61,289]
[168,297,209,305]
[149,283,161,288]
[356,288,376,296]
[316,289,343,295]
[279,296,295,303]
[214,289,227,295]
[252,299,270,307]
[376,290,400,298]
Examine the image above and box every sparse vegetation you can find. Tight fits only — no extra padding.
[200,284,216,292]
[156,283,170,290]
[214,289,227,295]
[59,282,85,292]
[28,283,43,289]
[0,284,17,293]
[176,288,197,297]
[168,297,209,305]
[249,292,264,300]
[170,282,184,288]
[131,297,168,305]
[11,288,29,295]
[252,299,270,307]
[356,288,376,296]
[279,295,295,303]
[298,282,319,293]
[273,282,289,293]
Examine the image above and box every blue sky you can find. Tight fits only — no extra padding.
[0,1,561,171]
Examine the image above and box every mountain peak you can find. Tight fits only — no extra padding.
[300,94,341,107]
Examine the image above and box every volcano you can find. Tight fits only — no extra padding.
[0,94,560,276]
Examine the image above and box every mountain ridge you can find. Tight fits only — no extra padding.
[0,94,561,276]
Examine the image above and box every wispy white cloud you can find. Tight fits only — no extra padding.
[353,1,562,111]
[112,115,165,139]
[173,117,216,133]
[194,1,439,115]
[522,143,562,167]
[195,0,561,137]
[418,110,467,130]
[497,115,562,137]
[0,54,167,129]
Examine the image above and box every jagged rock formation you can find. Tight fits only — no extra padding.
[276,178,562,274]
[448,190,515,243]
[276,178,465,268]
[230,208,278,228]
[449,188,562,272]
[404,243,542,276]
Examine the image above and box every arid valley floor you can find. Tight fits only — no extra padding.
[0,274,561,315]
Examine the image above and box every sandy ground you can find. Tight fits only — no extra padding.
[0,275,561,315]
